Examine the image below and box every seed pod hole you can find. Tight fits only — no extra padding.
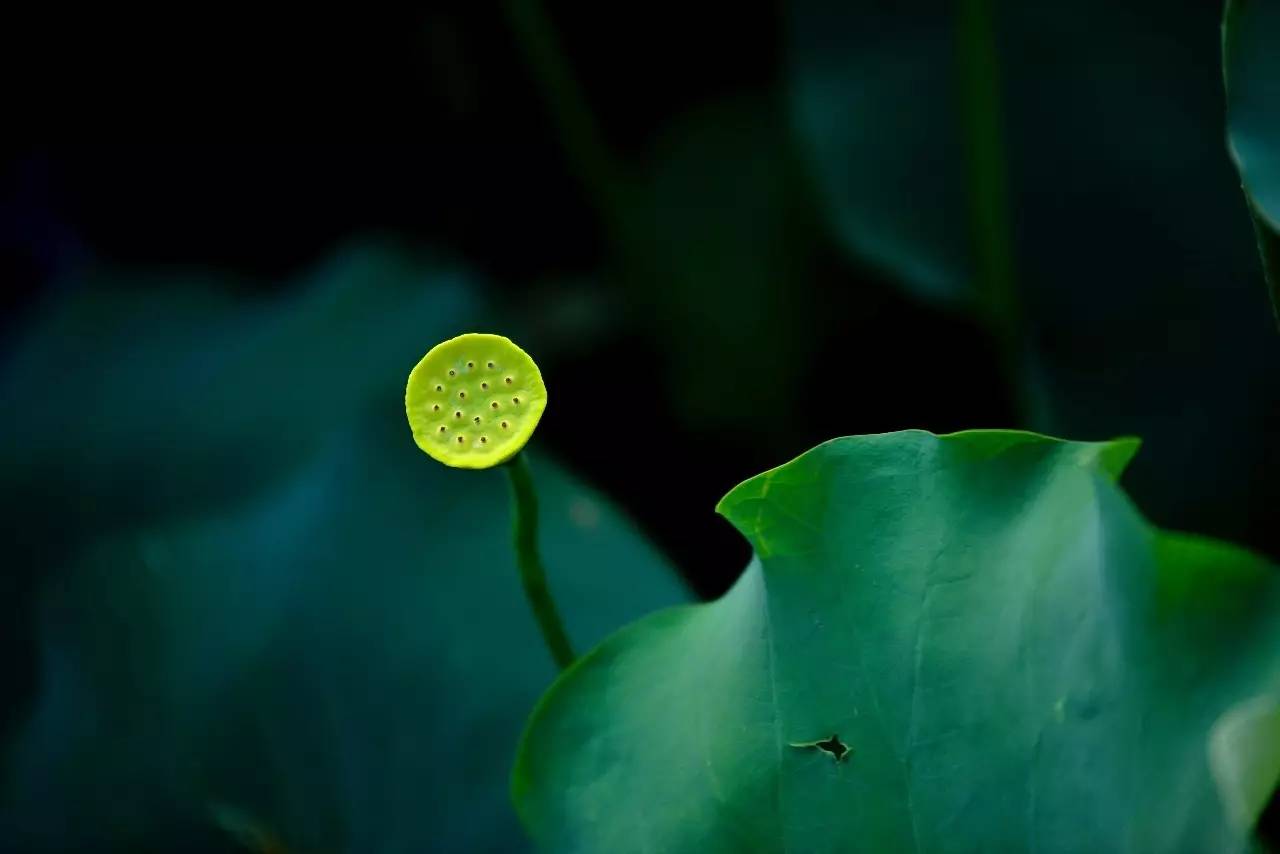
[432,404,440,412]
[491,402,499,409]
[438,426,446,433]
[480,436,488,444]
[505,377,513,385]
[455,411,462,419]
[435,385,443,392]
[457,436,465,444]
[487,361,495,368]
[448,369,455,376]
[466,361,474,369]
[512,397,520,405]
[481,382,489,390]
[501,421,509,429]
[473,416,481,424]
[458,391,466,399]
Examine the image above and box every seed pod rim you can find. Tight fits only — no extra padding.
[405,332,547,469]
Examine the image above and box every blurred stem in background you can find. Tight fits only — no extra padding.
[506,454,576,669]
[503,0,635,257]
[956,0,1024,392]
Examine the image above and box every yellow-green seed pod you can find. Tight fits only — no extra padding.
[405,333,547,469]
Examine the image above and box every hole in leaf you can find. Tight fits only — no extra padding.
[815,735,850,761]
[791,734,851,762]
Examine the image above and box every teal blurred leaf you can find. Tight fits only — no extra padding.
[1224,0,1280,321]
[791,6,971,304]
[789,2,1259,310]
[515,431,1280,852]
[0,243,689,852]
[0,242,472,538]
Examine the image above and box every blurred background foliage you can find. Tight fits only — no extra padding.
[1224,0,1280,316]
[3,1,1278,851]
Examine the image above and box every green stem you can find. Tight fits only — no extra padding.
[956,0,1024,398]
[505,453,575,670]
[1249,210,1280,329]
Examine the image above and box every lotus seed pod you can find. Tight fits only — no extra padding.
[405,333,548,469]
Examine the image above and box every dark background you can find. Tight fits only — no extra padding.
[2,3,1024,596]
[3,2,1277,851]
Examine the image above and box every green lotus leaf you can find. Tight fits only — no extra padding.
[514,430,1280,852]
[1210,693,1280,834]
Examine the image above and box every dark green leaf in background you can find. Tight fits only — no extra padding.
[1224,0,1280,321]
[515,431,1280,852]
[0,243,689,853]
[629,96,823,434]
[790,5,972,306]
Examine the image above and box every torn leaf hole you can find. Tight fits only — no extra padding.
[790,734,851,762]
[816,735,849,760]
